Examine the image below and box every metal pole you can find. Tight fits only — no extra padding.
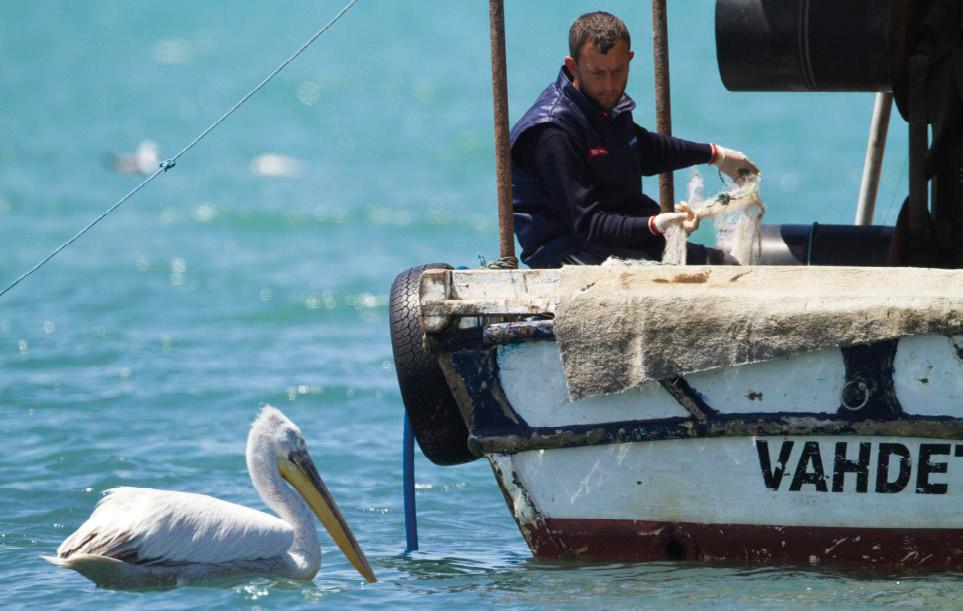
[651,0,674,212]
[488,0,516,262]
[855,92,893,225]
[907,54,930,266]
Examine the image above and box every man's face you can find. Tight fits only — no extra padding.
[564,39,634,112]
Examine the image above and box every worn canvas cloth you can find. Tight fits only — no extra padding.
[554,266,963,400]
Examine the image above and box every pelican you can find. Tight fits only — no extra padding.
[44,405,376,588]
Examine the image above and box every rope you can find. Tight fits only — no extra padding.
[485,256,519,270]
[0,0,358,300]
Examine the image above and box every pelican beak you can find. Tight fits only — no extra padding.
[279,450,377,583]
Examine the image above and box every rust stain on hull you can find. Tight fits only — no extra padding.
[488,455,568,556]
[652,271,711,284]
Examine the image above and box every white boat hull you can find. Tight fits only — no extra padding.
[490,435,963,567]
[475,336,963,567]
[413,267,963,568]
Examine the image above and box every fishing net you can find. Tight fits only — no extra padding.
[600,173,765,268]
[661,223,688,265]
[662,172,765,265]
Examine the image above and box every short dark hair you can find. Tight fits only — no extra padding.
[568,11,631,61]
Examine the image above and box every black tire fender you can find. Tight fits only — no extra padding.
[389,263,476,466]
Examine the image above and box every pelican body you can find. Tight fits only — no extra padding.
[45,405,376,588]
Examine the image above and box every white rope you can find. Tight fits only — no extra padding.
[0,0,358,299]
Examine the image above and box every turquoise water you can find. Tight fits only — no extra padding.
[1,0,950,608]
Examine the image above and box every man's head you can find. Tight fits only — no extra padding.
[564,12,634,112]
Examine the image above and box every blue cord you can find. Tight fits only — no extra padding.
[403,413,418,552]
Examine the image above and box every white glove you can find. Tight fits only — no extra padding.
[651,209,700,235]
[711,144,759,181]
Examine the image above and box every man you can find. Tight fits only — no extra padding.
[510,11,759,268]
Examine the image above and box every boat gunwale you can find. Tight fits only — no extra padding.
[470,412,963,455]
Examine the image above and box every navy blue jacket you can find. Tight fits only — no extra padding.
[510,67,712,268]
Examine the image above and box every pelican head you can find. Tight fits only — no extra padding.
[247,405,376,583]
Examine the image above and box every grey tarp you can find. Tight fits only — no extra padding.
[554,266,963,400]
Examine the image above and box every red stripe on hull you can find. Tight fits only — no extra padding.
[529,519,963,569]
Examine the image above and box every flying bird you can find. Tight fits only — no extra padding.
[44,405,376,588]
[249,153,303,178]
[106,140,160,176]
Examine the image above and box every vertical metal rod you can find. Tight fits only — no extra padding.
[855,92,893,225]
[907,54,929,266]
[488,0,515,261]
[651,0,674,212]
[403,413,418,552]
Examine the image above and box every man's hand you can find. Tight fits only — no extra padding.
[652,205,700,236]
[710,144,759,182]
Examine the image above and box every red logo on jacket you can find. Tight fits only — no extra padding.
[588,147,609,158]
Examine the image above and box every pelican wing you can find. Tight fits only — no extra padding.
[58,487,294,565]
